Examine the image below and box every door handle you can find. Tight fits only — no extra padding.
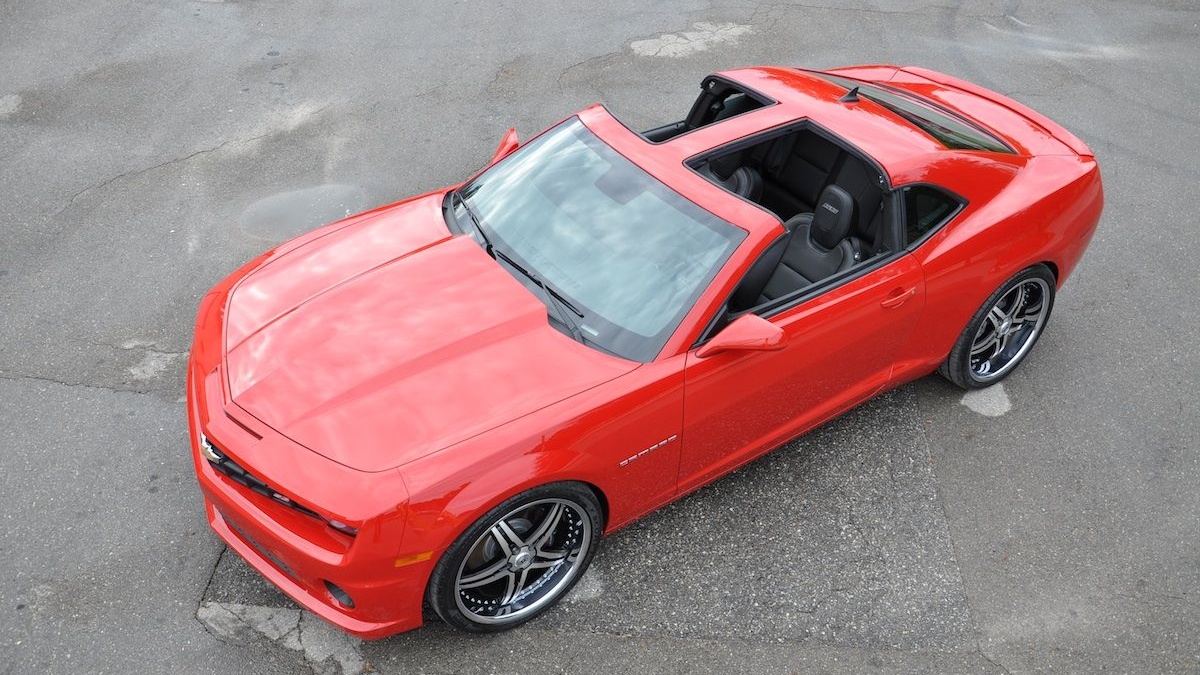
[880,287,917,309]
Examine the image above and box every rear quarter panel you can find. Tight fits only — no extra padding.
[895,154,1103,377]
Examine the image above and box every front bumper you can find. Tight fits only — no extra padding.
[188,305,433,638]
[199,483,425,639]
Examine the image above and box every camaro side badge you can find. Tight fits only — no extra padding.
[620,435,678,467]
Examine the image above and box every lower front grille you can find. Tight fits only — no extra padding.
[222,510,297,579]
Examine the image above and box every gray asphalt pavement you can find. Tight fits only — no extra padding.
[2,1,1197,673]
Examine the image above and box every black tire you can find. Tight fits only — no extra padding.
[426,482,602,633]
[939,264,1056,390]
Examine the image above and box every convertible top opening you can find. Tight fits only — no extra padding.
[641,76,774,144]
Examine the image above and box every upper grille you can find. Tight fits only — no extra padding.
[200,434,322,521]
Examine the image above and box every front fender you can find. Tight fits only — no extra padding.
[396,356,686,558]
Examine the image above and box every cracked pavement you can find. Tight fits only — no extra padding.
[2,0,1197,673]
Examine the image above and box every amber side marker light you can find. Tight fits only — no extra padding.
[394,551,433,568]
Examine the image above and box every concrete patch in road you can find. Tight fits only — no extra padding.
[197,602,367,675]
[960,384,1012,418]
[0,93,21,119]
[565,568,605,603]
[117,337,186,382]
[128,350,182,380]
[630,22,753,58]
[955,384,1012,415]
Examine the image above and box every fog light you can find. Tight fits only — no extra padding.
[323,580,355,608]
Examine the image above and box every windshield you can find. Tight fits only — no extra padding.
[460,118,745,362]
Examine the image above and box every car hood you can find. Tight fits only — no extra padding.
[223,193,637,472]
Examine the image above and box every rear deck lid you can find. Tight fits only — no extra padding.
[822,65,1093,157]
[887,67,1091,157]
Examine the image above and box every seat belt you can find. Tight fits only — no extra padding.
[765,133,797,177]
[868,196,888,255]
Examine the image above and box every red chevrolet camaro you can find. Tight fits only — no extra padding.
[187,65,1103,637]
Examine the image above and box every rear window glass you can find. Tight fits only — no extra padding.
[904,185,963,246]
[814,73,1015,154]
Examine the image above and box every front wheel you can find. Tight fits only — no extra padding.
[426,482,601,633]
[940,264,1056,390]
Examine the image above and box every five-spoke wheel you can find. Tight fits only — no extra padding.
[427,483,601,632]
[941,264,1056,389]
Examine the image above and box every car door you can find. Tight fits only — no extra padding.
[677,254,924,493]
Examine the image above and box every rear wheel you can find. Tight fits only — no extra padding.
[940,265,1056,390]
[426,482,601,633]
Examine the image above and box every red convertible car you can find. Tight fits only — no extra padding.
[187,65,1102,637]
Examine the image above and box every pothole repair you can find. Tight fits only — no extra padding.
[629,22,753,58]
[197,601,368,675]
[116,340,185,381]
[960,383,1012,417]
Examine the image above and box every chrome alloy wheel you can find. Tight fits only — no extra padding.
[454,498,592,624]
[968,277,1051,383]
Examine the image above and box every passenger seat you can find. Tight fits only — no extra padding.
[757,185,857,301]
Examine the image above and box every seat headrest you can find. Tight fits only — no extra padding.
[713,93,758,122]
[707,152,741,179]
[811,184,855,250]
[726,166,763,201]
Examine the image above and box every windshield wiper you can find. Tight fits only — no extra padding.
[451,190,490,248]
[490,247,586,342]
[453,191,585,342]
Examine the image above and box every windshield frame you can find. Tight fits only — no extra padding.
[458,117,748,363]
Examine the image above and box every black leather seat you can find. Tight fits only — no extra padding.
[719,166,763,201]
[828,156,886,259]
[755,184,857,303]
[698,156,764,202]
